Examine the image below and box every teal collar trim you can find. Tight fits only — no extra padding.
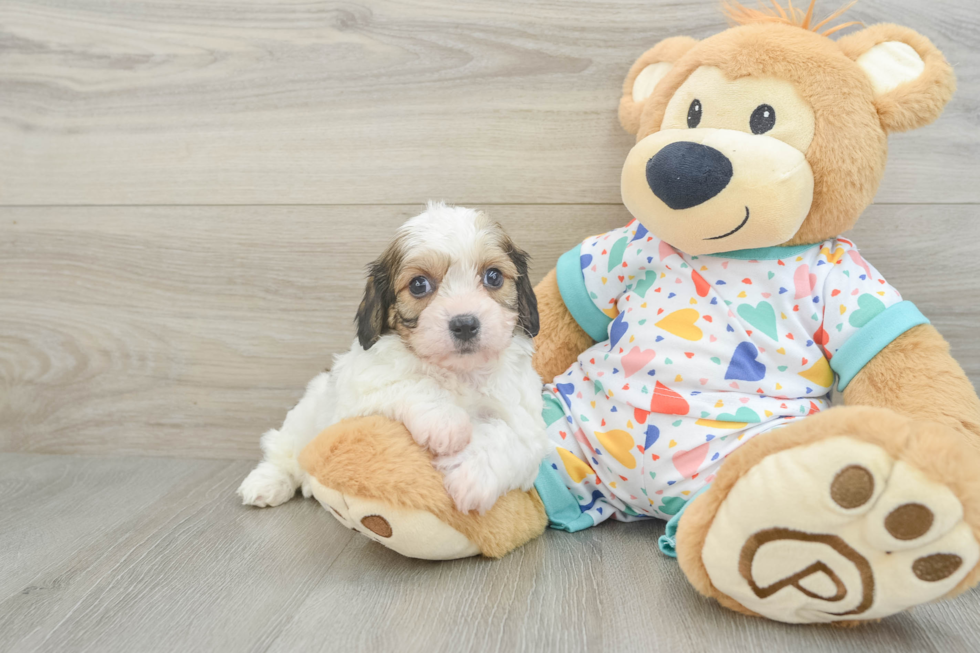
[703,243,817,260]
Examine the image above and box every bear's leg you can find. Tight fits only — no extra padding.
[675,406,980,624]
[299,415,548,560]
[532,268,595,382]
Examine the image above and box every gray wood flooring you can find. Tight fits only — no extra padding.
[2,0,979,651]
[2,453,980,653]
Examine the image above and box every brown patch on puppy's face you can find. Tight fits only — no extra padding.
[356,204,538,372]
[481,229,539,340]
[356,242,402,351]
[390,250,451,340]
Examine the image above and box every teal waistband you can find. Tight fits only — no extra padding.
[657,485,712,558]
[534,460,595,533]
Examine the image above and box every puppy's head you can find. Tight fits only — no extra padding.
[356,202,538,372]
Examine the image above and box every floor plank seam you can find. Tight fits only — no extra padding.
[259,529,357,653]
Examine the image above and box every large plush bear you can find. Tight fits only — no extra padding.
[299,2,980,624]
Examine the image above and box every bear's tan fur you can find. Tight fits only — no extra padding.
[300,0,980,623]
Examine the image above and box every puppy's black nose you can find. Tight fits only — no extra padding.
[449,314,480,342]
[646,141,733,210]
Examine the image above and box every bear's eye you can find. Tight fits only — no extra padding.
[750,104,776,134]
[687,99,702,128]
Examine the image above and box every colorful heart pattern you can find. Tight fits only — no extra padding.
[595,429,637,469]
[655,308,703,341]
[793,264,817,299]
[798,356,833,388]
[650,381,689,415]
[672,442,710,477]
[608,311,628,349]
[725,342,766,381]
[557,447,594,483]
[633,270,658,297]
[622,346,656,377]
[736,301,778,340]
[607,236,628,272]
[539,223,906,523]
[849,293,885,328]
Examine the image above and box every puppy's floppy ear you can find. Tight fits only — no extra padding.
[506,244,539,338]
[619,36,698,135]
[355,244,400,350]
[837,24,955,133]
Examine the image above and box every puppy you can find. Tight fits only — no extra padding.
[238,202,549,513]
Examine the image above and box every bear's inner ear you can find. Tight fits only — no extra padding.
[856,41,925,97]
[838,25,955,133]
[619,36,698,135]
[631,62,674,103]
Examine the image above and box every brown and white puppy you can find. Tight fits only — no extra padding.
[239,202,549,514]
[358,202,539,372]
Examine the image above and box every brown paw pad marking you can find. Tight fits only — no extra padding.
[740,528,874,617]
[885,503,934,541]
[328,507,354,529]
[360,515,393,538]
[912,553,962,582]
[831,465,875,509]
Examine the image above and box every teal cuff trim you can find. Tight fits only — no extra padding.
[658,486,712,558]
[832,301,929,391]
[556,245,613,342]
[534,460,595,533]
[704,243,816,261]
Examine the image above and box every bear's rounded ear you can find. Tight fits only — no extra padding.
[837,24,955,133]
[619,36,698,135]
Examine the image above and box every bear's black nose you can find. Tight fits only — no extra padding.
[646,141,733,210]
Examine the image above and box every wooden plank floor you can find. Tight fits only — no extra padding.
[1,453,979,653]
[2,0,980,651]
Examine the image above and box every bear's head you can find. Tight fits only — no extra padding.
[618,1,955,255]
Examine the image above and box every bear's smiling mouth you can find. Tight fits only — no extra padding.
[704,206,750,240]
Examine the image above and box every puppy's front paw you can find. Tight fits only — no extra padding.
[437,458,501,514]
[406,404,472,457]
[238,462,297,507]
[300,474,314,499]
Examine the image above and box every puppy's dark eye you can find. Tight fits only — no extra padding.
[483,268,503,289]
[687,99,702,128]
[750,104,776,134]
[409,276,432,297]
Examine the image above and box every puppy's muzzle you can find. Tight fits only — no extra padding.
[646,141,733,210]
[449,314,480,345]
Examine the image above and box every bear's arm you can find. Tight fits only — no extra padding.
[843,323,980,445]
[531,268,595,382]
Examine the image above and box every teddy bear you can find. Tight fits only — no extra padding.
[298,1,980,624]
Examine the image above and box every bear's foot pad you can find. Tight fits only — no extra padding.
[703,436,979,623]
[306,477,481,560]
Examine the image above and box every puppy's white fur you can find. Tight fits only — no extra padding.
[238,203,548,513]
